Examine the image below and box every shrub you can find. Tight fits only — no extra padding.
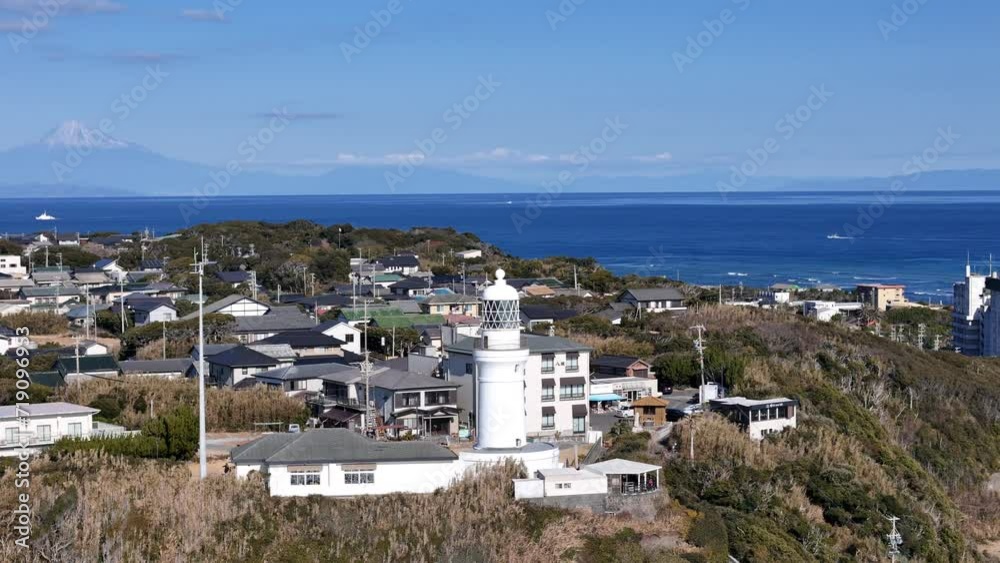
[686,507,728,562]
[0,311,66,334]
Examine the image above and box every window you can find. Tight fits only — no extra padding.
[67,423,82,437]
[555,482,572,489]
[344,471,375,485]
[37,425,51,442]
[566,352,579,372]
[290,470,321,486]
[541,353,555,374]
[572,416,586,434]
[425,391,452,405]
[541,412,555,429]
[291,380,307,391]
[560,383,585,400]
[465,363,474,375]
[398,392,421,407]
[241,367,250,376]
[4,428,16,444]
[541,386,555,402]
[345,334,355,343]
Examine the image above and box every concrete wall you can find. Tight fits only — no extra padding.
[264,459,465,497]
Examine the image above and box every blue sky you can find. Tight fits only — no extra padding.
[1,0,998,181]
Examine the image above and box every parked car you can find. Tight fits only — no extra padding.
[682,404,703,416]
[661,383,673,395]
[288,424,301,433]
[615,408,635,419]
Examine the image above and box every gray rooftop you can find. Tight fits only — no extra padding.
[231,428,457,465]
[0,402,98,421]
[620,287,686,301]
[371,367,454,391]
[120,358,193,375]
[255,362,362,384]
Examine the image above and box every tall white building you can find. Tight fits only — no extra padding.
[952,262,994,356]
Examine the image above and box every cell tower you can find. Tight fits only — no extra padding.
[886,515,903,562]
[360,300,380,439]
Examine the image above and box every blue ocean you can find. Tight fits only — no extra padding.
[4,191,1000,301]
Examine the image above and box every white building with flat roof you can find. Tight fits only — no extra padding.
[953,262,993,356]
[0,402,107,456]
[0,255,27,278]
[709,396,798,440]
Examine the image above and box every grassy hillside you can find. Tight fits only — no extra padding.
[571,305,1000,561]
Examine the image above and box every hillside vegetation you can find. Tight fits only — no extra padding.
[568,305,1000,561]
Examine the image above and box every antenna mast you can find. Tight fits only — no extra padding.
[192,238,211,480]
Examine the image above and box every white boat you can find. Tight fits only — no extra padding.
[35,211,56,221]
[826,233,852,240]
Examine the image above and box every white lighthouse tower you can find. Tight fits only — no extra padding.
[458,269,561,473]
[475,268,529,449]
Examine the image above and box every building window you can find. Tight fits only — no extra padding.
[541,412,555,429]
[541,386,555,402]
[398,392,421,408]
[566,352,579,372]
[290,470,321,486]
[345,334,355,343]
[465,363,474,375]
[241,367,250,376]
[291,380,307,391]
[541,354,555,374]
[560,383,585,400]
[4,428,16,444]
[37,425,51,441]
[67,423,82,437]
[572,416,586,434]
[344,471,375,485]
[556,482,572,489]
[425,391,452,406]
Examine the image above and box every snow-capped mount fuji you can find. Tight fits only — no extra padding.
[40,120,134,150]
[0,122,529,197]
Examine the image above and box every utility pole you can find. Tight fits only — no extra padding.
[162,320,167,359]
[916,323,926,349]
[689,325,707,462]
[361,300,378,438]
[886,515,903,562]
[192,239,211,480]
[691,325,707,404]
[933,334,941,351]
[310,273,316,297]
[119,278,126,335]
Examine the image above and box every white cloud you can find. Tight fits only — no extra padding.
[631,152,673,163]
[0,0,124,14]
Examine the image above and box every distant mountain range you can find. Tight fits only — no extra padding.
[0,121,998,197]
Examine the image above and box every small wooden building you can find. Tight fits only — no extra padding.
[632,396,669,427]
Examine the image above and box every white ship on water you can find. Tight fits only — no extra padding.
[35,211,56,221]
[826,233,853,240]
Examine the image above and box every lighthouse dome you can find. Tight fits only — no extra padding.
[482,269,519,302]
[481,269,520,330]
